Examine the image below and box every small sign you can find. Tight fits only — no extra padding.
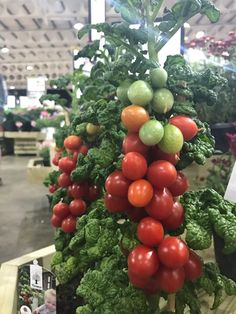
[30,261,43,290]
[224,161,236,202]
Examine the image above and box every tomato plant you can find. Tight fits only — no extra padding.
[64,135,82,151]
[127,80,153,106]
[52,152,61,166]
[105,171,131,197]
[116,80,132,103]
[156,266,185,293]
[162,201,184,230]
[50,214,62,228]
[128,245,159,278]
[151,146,179,165]
[139,120,164,146]
[58,172,72,188]
[58,157,76,174]
[147,160,177,189]
[122,152,147,180]
[128,179,153,207]
[169,116,198,141]
[168,171,189,196]
[150,68,168,88]
[61,215,76,233]
[184,250,203,281]
[69,199,87,216]
[121,105,150,132]
[49,184,57,193]
[152,88,174,114]
[158,236,189,269]
[122,133,149,155]
[128,269,149,289]
[73,144,89,161]
[71,182,89,199]
[126,206,147,222]
[145,188,173,221]
[137,217,164,246]
[53,202,70,220]
[88,185,100,201]
[158,124,184,154]
[104,193,132,213]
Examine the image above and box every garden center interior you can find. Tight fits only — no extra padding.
[0,0,236,313]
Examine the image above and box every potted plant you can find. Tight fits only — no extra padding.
[43,1,236,313]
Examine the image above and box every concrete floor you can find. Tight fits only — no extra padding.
[0,156,54,263]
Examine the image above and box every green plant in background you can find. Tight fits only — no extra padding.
[205,155,234,196]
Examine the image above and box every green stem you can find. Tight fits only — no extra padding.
[144,0,158,63]
[151,0,165,21]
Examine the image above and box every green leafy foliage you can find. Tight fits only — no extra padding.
[181,189,236,253]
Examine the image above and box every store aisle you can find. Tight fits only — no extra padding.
[0,156,54,263]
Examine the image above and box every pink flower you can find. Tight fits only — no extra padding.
[31,120,36,127]
[40,110,50,118]
[15,121,23,128]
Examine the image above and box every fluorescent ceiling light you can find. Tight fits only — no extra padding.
[9,85,15,89]
[1,47,9,53]
[184,23,190,28]
[196,31,205,39]
[73,23,84,30]
[26,65,34,70]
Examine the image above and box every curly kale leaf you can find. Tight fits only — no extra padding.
[175,282,201,314]
[186,222,212,250]
[43,170,60,187]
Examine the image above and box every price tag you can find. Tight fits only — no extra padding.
[224,161,236,202]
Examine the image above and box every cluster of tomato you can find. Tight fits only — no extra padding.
[49,135,100,233]
[104,103,202,293]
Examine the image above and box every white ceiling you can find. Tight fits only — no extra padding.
[0,0,235,89]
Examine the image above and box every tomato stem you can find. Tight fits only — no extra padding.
[151,0,165,21]
[144,0,158,63]
[167,294,175,311]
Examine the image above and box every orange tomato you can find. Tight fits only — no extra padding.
[121,105,150,132]
[128,179,153,207]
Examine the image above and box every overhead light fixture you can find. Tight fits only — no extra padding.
[184,23,190,28]
[26,65,34,71]
[1,47,9,53]
[9,85,15,89]
[184,36,189,41]
[73,23,84,30]
[196,31,205,39]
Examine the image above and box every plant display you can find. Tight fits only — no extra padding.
[44,1,236,313]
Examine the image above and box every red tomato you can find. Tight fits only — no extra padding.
[73,145,89,161]
[145,188,173,221]
[58,173,72,188]
[104,193,132,213]
[67,185,73,198]
[143,272,160,295]
[105,171,131,197]
[52,152,61,166]
[88,185,100,201]
[69,199,87,216]
[156,266,185,293]
[53,202,70,219]
[128,245,159,278]
[122,133,149,155]
[147,160,177,189]
[126,207,147,222]
[151,146,179,165]
[168,171,189,196]
[128,179,153,207]
[50,214,62,228]
[137,217,164,247]
[184,250,203,281]
[49,184,57,193]
[122,152,148,180]
[61,215,76,233]
[158,236,189,269]
[58,157,76,174]
[64,135,82,151]
[162,201,184,230]
[128,269,149,289]
[71,182,89,199]
[169,116,198,141]
[121,105,150,132]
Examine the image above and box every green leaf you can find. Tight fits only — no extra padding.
[186,222,212,250]
[200,0,220,23]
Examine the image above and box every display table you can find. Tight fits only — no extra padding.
[27,158,53,184]
[4,132,46,155]
[0,245,55,314]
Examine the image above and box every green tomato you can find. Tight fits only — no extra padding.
[116,80,132,104]
[127,80,153,106]
[152,88,174,114]
[86,123,100,135]
[158,124,183,154]
[139,120,164,146]
[150,68,168,88]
